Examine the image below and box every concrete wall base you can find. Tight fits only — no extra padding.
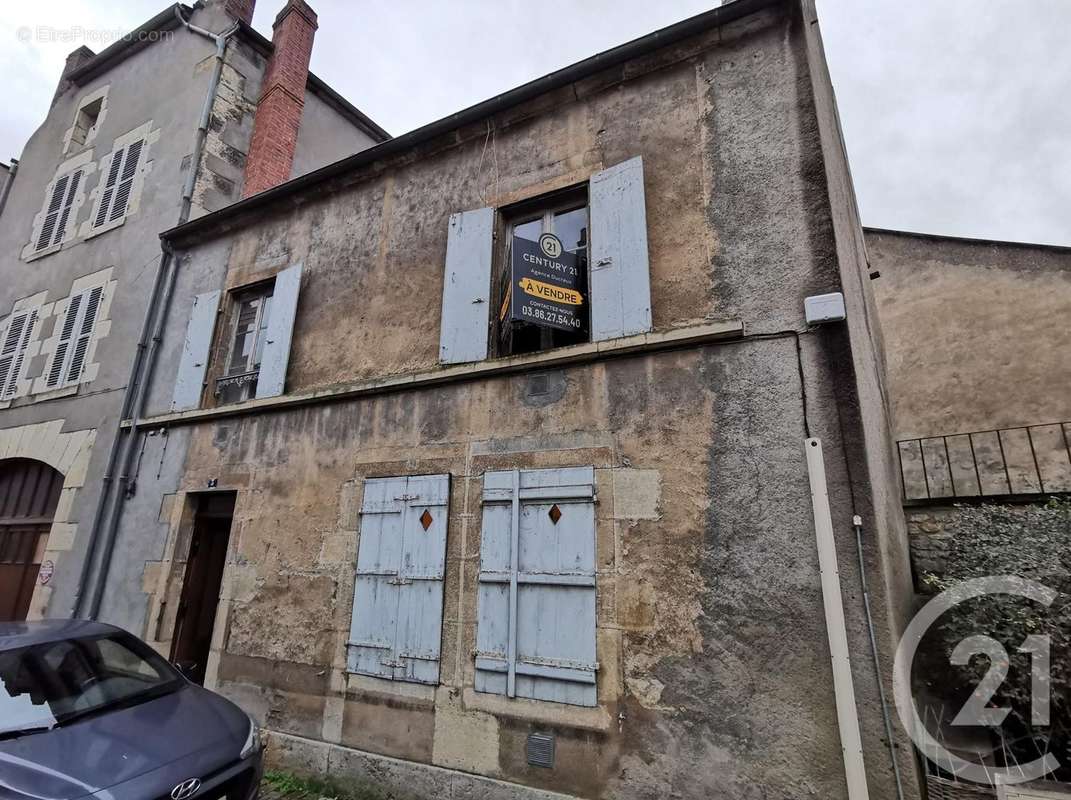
[265,730,580,800]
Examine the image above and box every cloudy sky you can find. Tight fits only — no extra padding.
[1,1,1067,246]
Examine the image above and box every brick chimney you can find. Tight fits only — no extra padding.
[242,0,318,197]
[223,0,256,25]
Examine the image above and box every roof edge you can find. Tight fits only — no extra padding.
[162,0,781,245]
[67,4,192,85]
[233,20,390,142]
[863,226,1071,253]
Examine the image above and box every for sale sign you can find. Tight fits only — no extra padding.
[509,233,584,332]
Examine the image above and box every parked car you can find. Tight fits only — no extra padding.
[0,619,262,800]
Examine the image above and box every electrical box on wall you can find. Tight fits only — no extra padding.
[804,292,846,324]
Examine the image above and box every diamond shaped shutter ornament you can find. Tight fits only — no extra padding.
[419,508,433,531]
[548,504,562,525]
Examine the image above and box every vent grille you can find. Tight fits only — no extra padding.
[526,732,555,769]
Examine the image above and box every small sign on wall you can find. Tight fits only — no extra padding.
[38,560,54,585]
[509,233,584,333]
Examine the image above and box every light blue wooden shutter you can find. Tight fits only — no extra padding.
[94,146,124,227]
[255,262,302,399]
[439,207,493,364]
[476,467,597,707]
[348,474,449,684]
[589,156,652,341]
[65,285,102,384]
[170,290,221,411]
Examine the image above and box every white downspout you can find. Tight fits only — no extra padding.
[805,436,871,800]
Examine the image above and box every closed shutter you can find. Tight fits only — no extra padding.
[108,139,143,222]
[439,207,494,364]
[589,156,652,341]
[36,171,82,251]
[1,309,38,399]
[46,294,82,388]
[94,139,142,228]
[254,262,302,399]
[475,467,597,707]
[170,290,221,412]
[64,285,102,384]
[348,474,449,684]
[94,147,124,227]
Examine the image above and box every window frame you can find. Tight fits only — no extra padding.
[215,281,275,404]
[491,185,590,359]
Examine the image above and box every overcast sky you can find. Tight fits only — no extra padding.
[1,1,1067,246]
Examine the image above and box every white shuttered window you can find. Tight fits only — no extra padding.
[94,138,144,228]
[35,169,83,252]
[475,467,597,707]
[0,309,39,399]
[347,474,450,685]
[46,285,104,389]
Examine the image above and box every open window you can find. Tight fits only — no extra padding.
[69,98,103,150]
[438,156,651,365]
[170,263,303,412]
[216,283,273,404]
[492,188,589,357]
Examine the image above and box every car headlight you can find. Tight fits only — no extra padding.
[240,714,261,759]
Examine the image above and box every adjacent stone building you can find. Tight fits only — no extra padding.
[90,1,922,797]
[0,0,386,623]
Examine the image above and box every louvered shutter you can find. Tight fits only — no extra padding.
[36,176,70,251]
[348,474,449,684]
[171,290,221,412]
[254,262,302,399]
[475,467,597,707]
[64,285,102,384]
[46,294,83,388]
[108,139,143,222]
[439,207,494,364]
[0,313,30,397]
[1,309,38,399]
[589,156,652,341]
[94,147,124,227]
[53,170,83,246]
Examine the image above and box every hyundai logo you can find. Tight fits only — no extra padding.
[171,778,201,800]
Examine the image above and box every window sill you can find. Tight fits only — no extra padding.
[84,215,128,240]
[24,241,66,263]
[0,383,81,409]
[461,687,613,732]
[129,319,744,430]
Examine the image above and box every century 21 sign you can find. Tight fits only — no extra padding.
[509,233,584,332]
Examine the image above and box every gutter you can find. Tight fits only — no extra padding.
[74,11,240,620]
[161,0,779,246]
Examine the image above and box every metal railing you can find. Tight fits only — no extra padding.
[897,421,1071,502]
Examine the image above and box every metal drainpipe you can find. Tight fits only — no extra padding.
[0,158,18,219]
[76,12,238,619]
[853,514,907,800]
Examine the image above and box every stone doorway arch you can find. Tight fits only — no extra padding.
[0,458,64,620]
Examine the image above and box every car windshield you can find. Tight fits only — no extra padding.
[0,632,182,736]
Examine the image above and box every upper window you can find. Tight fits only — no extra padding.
[45,285,104,390]
[493,190,589,357]
[69,98,103,150]
[33,168,84,254]
[217,283,273,404]
[93,138,144,229]
[438,156,651,366]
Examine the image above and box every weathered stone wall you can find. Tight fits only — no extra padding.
[111,3,919,798]
[868,229,1071,441]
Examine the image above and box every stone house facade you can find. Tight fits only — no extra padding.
[96,1,922,797]
[0,0,386,622]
